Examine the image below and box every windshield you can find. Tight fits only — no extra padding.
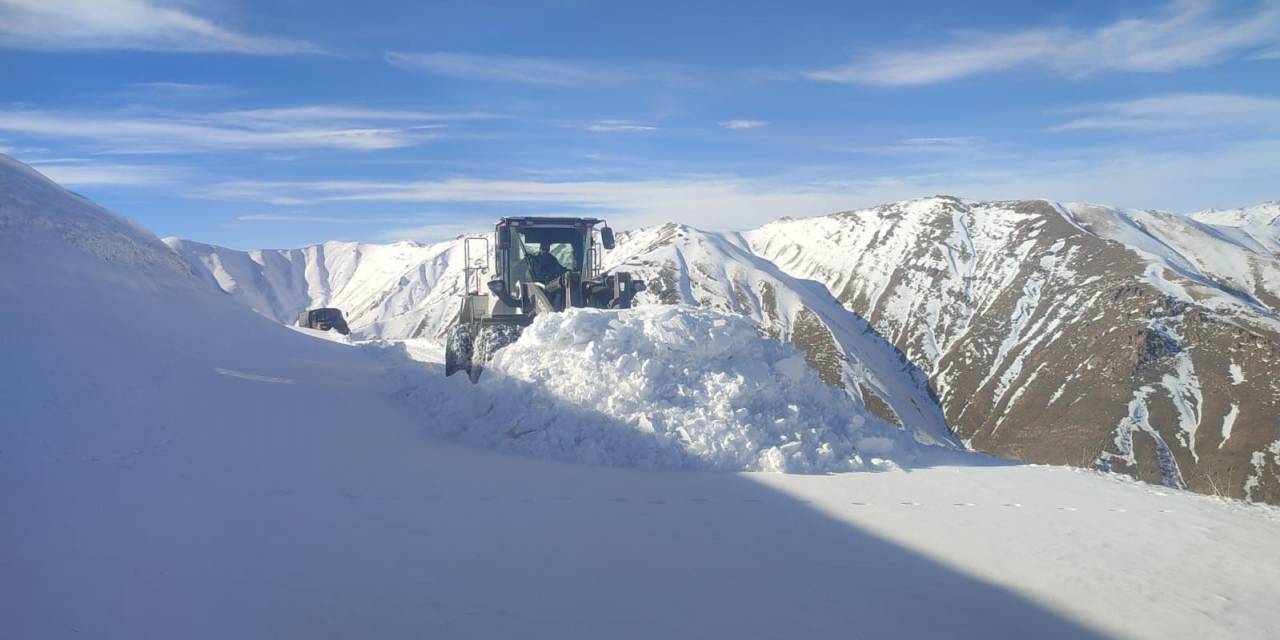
[515,226,584,272]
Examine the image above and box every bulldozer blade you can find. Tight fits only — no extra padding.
[444,323,474,378]
[446,322,524,383]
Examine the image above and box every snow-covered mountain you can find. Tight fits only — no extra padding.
[168,225,958,449]
[8,153,1280,639]
[165,237,463,339]
[1190,202,1280,255]
[750,197,1280,503]
[169,197,1280,504]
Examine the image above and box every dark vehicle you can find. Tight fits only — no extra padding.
[445,216,645,382]
[297,307,350,335]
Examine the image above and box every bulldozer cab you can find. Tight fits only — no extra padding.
[496,217,601,294]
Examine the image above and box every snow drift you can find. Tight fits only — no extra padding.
[390,305,930,472]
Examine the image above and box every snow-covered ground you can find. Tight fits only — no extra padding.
[4,154,1280,639]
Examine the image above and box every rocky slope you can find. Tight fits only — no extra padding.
[749,197,1280,502]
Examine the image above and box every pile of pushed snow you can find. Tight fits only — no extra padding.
[392,305,923,472]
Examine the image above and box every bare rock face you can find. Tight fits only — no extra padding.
[748,197,1280,503]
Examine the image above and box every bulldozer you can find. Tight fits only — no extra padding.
[445,216,645,382]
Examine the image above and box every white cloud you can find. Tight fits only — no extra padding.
[386,51,618,86]
[719,120,768,130]
[198,176,924,230]
[900,136,982,146]
[237,213,432,224]
[586,120,658,132]
[1050,93,1280,132]
[0,0,321,54]
[131,82,232,96]
[0,105,470,153]
[920,138,1280,212]
[28,159,179,186]
[217,106,492,124]
[381,223,490,243]
[809,1,1280,85]
[198,136,1280,230]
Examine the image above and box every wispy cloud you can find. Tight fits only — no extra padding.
[196,133,1280,231]
[381,223,489,242]
[586,120,658,132]
[130,82,236,100]
[0,0,322,54]
[237,213,430,224]
[900,136,982,146]
[197,176,913,231]
[236,213,483,242]
[719,120,768,130]
[1050,93,1280,132]
[809,1,1280,85]
[0,105,478,153]
[28,159,180,186]
[838,135,992,157]
[217,106,494,124]
[386,51,619,86]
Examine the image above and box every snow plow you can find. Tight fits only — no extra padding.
[445,216,645,382]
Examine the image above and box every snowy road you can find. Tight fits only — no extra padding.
[9,381,1279,640]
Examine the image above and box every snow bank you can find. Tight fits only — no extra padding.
[391,305,922,472]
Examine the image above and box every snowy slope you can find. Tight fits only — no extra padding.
[749,197,1280,503]
[603,223,955,447]
[165,237,463,339]
[5,154,1280,639]
[1065,202,1280,315]
[1189,201,1280,262]
[170,225,958,448]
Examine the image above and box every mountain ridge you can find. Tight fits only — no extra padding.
[165,194,1280,503]
[749,196,1280,502]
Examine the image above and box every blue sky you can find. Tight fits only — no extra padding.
[0,0,1277,249]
